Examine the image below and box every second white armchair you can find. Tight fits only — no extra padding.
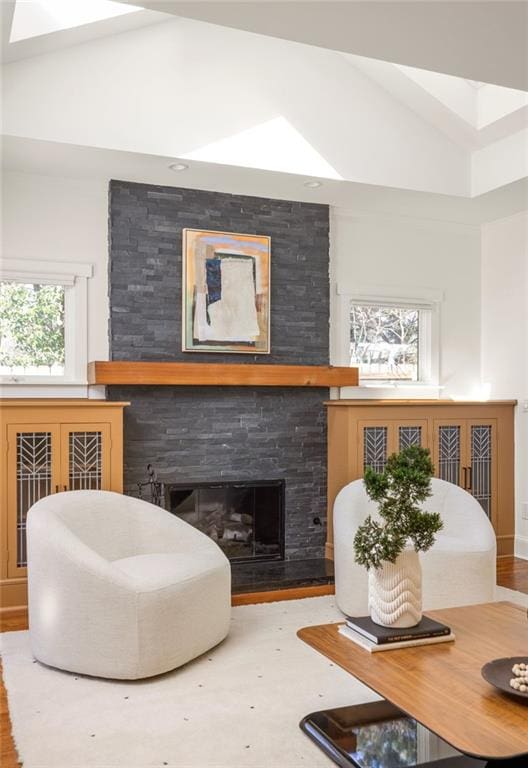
[333,477,496,618]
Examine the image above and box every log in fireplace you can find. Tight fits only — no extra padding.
[165,480,285,563]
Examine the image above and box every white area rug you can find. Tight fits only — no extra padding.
[2,587,527,768]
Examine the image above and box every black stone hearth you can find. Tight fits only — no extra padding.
[231,557,334,594]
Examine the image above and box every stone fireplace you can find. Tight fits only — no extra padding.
[108,180,330,562]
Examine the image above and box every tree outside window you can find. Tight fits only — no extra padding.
[350,304,419,381]
[0,282,65,376]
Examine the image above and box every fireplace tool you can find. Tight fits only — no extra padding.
[136,464,165,507]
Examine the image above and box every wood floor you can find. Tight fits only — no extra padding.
[497,555,528,593]
[1,557,526,768]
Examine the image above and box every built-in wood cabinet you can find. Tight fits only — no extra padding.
[0,399,128,612]
[326,400,516,560]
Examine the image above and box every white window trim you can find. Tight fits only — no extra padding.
[0,259,93,387]
[334,286,442,398]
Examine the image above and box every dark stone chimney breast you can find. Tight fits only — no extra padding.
[108,180,330,560]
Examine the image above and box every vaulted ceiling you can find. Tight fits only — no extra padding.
[116,0,528,90]
[1,1,527,212]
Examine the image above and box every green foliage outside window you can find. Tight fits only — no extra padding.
[0,282,65,372]
[354,445,443,570]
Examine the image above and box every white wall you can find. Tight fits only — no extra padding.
[481,211,528,556]
[1,170,482,397]
[330,210,482,398]
[1,171,109,366]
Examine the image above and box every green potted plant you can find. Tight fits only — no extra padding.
[354,445,443,628]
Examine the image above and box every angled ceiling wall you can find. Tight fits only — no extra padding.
[2,16,471,196]
[118,1,528,90]
[1,7,527,199]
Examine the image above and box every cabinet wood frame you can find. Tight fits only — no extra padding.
[325,400,516,561]
[0,399,128,613]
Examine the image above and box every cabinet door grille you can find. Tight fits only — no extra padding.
[69,431,103,490]
[399,425,422,451]
[16,432,52,567]
[471,425,492,518]
[363,426,388,473]
[438,426,461,486]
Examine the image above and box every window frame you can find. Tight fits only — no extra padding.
[0,259,92,386]
[335,287,441,390]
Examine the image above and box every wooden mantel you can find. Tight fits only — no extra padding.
[88,361,359,387]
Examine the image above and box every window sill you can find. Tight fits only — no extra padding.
[338,383,443,400]
[0,382,100,399]
[1,378,87,385]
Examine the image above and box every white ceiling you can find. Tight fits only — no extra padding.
[4,1,528,92]
[3,135,527,226]
[1,2,526,201]
[0,15,474,197]
[115,0,528,90]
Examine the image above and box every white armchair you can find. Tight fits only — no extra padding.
[27,490,231,679]
[334,478,496,618]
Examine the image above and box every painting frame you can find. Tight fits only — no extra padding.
[182,228,271,354]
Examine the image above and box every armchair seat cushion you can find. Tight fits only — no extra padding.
[112,552,226,591]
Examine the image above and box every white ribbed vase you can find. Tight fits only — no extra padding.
[368,548,422,628]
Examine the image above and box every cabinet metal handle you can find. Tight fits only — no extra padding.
[63,485,68,492]
[55,485,59,494]
[467,467,472,491]
[462,467,467,489]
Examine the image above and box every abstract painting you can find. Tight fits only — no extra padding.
[182,229,271,353]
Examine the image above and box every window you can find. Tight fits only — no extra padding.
[0,259,92,385]
[350,303,420,381]
[0,283,65,377]
[335,289,441,388]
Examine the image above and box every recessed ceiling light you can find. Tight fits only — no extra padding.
[168,162,189,172]
[304,180,322,189]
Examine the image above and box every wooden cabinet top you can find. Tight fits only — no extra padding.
[325,399,517,407]
[0,399,129,408]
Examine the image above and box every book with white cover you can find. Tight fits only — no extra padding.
[338,624,456,652]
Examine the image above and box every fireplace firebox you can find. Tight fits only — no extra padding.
[165,480,285,563]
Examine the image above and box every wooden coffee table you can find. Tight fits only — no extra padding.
[298,602,528,767]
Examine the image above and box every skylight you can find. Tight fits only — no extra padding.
[10,0,142,43]
[396,63,528,129]
[182,117,343,180]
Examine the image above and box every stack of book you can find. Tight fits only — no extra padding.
[338,614,455,652]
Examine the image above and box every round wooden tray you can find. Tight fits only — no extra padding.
[481,657,528,702]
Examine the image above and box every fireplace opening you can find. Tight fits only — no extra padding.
[165,480,285,563]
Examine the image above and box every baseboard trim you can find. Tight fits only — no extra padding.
[514,535,528,560]
[231,584,335,606]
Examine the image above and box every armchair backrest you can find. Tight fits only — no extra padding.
[48,491,159,561]
[31,490,218,562]
[421,478,495,547]
[334,476,494,546]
